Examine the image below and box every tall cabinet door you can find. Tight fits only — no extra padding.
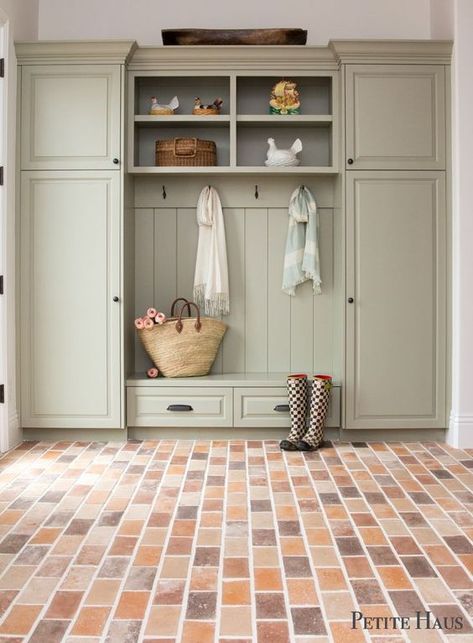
[21,65,121,170]
[345,172,446,429]
[20,171,122,428]
[345,65,445,170]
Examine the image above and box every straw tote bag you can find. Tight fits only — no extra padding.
[138,299,227,377]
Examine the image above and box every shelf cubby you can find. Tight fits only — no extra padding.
[237,76,332,115]
[237,124,332,168]
[128,70,337,174]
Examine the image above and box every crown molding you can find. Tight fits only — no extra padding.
[127,45,338,71]
[330,39,453,65]
[15,40,138,65]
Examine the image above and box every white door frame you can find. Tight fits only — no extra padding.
[0,15,7,452]
[0,10,19,452]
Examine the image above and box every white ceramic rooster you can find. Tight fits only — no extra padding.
[150,96,179,115]
[265,137,303,167]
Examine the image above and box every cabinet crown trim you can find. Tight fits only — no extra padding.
[15,40,138,65]
[128,45,338,71]
[330,39,452,64]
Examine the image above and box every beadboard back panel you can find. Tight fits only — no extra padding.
[132,177,340,377]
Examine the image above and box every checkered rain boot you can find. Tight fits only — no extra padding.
[279,374,309,451]
[297,375,332,451]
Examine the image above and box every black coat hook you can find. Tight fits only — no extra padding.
[255,184,259,199]
[162,185,167,199]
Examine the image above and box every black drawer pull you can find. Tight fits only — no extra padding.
[274,404,290,413]
[167,404,193,412]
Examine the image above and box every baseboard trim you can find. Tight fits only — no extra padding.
[128,427,342,440]
[447,413,473,448]
[339,428,446,442]
[22,428,127,442]
[21,426,449,444]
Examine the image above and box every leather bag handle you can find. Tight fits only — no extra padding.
[173,137,197,158]
[170,298,192,317]
[175,301,202,334]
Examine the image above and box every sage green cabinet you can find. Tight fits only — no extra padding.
[20,171,122,428]
[345,65,446,170]
[21,65,121,170]
[345,171,447,429]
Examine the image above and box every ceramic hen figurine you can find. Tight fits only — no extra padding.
[265,137,302,166]
[150,96,179,115]
[193,97,224,115]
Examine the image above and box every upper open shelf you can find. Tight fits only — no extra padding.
[128,72,338,174]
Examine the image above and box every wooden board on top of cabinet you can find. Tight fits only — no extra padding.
[345,171,446,429]
[20,171,122,428]
[20,65,121,170]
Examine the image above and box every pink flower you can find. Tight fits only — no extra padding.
[147,367,159,378]
[143,316,154,330]
[155,312,166,324]
[134,318,144,329]
[147,307,157,318]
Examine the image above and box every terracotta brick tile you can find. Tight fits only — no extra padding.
[378,566,412,589]
[323,591,356,620]
[220,605,252,636]
[133,545,162,566]
[254,567,282,591]
[256,620,290,643]
[45,590,83,618]
[182,621,215,643]
[0,604,42,635]
[85,578,120,605]
[223,579,251,604]
[286,578,318,605]
[30,527,61,545]
[280,537,306,556]
[438,565,473,589]
[0,589,18,617]
[115,591,150,619]
[223,557,249,578]
[190,566,218,591]
[331,620,371,642]
[256,592,287,619]
[343,555,374,578]
[153,579,185,605]
[145,605,180,636]
[291,606,327,635]
[316,567,347,590]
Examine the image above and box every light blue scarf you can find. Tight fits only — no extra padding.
[282,186,321,296]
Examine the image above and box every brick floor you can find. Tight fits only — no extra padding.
[0,440,471,641]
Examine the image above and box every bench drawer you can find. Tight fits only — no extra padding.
[127,387,233,427]
[234,386,341,428]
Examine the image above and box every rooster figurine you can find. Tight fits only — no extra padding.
[150,96,179,115]
[193,97,224,116]
[265,137,302,166]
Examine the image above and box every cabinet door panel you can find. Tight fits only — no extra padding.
[346,65,445,169]
[21,65,121,169]
[20,172,122,428]
[345,172,446,429]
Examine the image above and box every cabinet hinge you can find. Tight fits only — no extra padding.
[0,59,4,78]
[0,275,3,295]
[0,385,4,404]
[0,167,3,186]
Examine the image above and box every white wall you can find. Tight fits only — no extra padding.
[0,0,38,450]
[37,0,446,43]
[448,0,473,448]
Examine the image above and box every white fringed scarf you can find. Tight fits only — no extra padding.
[193,186,230,316]
[282,185,322,296]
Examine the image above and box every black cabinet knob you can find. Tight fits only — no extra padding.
[113,296,119,302]
[347,297,354,303]
[347,158,354,165]
[113,158,119,164]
